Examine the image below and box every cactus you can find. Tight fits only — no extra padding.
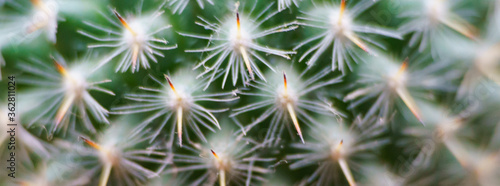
[1,0,500,185]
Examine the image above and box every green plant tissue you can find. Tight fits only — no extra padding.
[1,0,500,185]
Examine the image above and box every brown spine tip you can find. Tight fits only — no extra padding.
[80,136,101,150]
[236,12,241,30]
[30,0,41,6]
[30,0,43,8]
[339,0,346,23]
[113,10,126,25]
[235,1,241,30]
[164,74,176,91]
[211,149,220,160]
[334,139,344,153]
[283,72,287,90]
[52,57,67,75]
[113,10,136,35]
[398,57,409,76]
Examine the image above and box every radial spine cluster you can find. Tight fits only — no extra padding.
[1,0,500,185]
